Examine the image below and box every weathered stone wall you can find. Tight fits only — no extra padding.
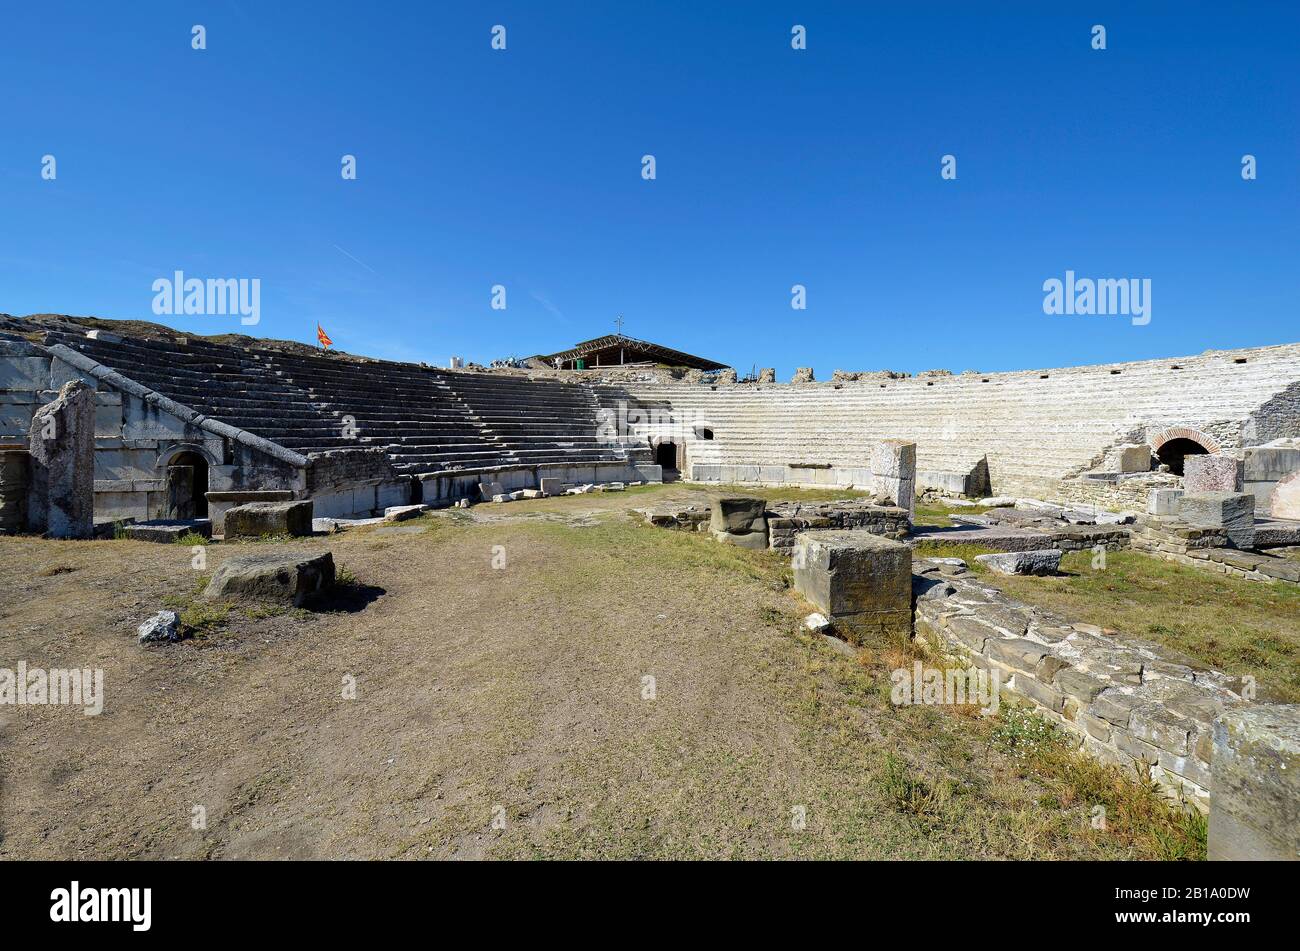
[767,500,909,551]
[1,339,307,521]
[614,343,1300,504]
[306,448,410,519]
[1131,515,1300,584]
[913,558,1250,809]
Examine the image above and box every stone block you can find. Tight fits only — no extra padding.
[710,495,767,534]
[26,380,96,538]
[206,490,295,535]
[983,637,1049,675]
[792,530,911,643]
[1178,491,1255,549]
[944,616,994,653]
[1208,705,1300,861]
[1115,444,1152,473]
[1011,673,1065,712]
[538,477,562,497]
[120,519,212,543]
[1184,454,1244,494]
[224,500,314,538]
[203,550,336,607]
[1146,488,1184,515]
[974,549,1062,575]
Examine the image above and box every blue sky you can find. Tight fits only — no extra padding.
[1,2,1296,376]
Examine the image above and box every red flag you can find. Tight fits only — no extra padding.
[317,323,333,349]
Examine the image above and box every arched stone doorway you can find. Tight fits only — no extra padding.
[162,449,210,518]
[1149,427,1220,477]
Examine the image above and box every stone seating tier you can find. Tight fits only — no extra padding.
[52,331,640,476]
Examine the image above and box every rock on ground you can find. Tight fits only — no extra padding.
[203,551,336,606]
[975,549,1063,575]
[137,610,181,643]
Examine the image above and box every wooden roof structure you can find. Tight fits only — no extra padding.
[536,334,727,371]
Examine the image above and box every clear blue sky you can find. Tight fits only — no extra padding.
[2,2,1296,376]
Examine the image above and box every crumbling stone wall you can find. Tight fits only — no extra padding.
[913,558,1250,809]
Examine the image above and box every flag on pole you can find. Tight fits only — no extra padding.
[317,323,333,349]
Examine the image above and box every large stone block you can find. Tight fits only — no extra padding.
[1178,491,1255,550]
[224,500,314,538]
[792,530,911,643]
[206,490,295,535]
[1115,444,1152,473]
[870,440,916,516]
[975,549,1062,575]
[203,550,336,607]
[710,495,767,534]
[26,380,96,538]
[120,519,212,543]
[1184,454,1244,493]
[1208,705,1300,861]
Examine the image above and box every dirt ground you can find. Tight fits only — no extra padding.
[1,487,1199,859]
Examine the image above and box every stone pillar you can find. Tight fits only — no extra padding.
[0,449,31,534]
[1178,491,1255,550]
[870,439,916,517]
[1208,705,1300,861]
[793,531,911,644]
[166,465,195,520]
[757,368,775,383]
[27,380,96,539]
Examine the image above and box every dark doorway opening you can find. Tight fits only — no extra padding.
[166,451,210,519]
[1156,438,1209,476]
[655,441,680,479]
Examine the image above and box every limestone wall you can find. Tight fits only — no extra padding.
[616,343,1300,502]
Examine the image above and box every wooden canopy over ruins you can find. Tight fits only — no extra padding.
[536,334,727,371]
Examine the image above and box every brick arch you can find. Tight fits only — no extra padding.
[1148,426,1220,454]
